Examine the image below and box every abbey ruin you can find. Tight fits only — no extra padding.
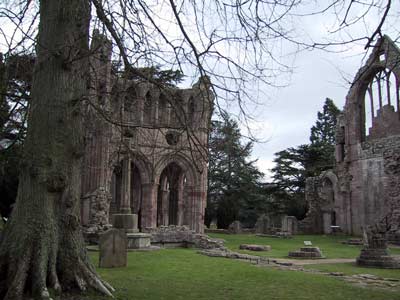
[80,32,213,234]
[302,36,400,243]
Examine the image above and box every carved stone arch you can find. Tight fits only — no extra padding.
[124,84,139,122]
[320,170,338,187]
[158,92,170,126]
[108,151,152,185]
[153,153,198,187]
[346,36,400,142]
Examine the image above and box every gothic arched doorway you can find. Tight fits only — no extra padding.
[157,162,185,226]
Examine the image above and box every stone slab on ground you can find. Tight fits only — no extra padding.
[239,244,271,251]
[288,246,324,258]
[99,228,127,268]
[271,258,355,266]
[256,233,293,239]
[198,248,267,263]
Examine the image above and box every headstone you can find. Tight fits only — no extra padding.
[304,241,312,246]
[228,220,243,234]
[255,214,270,234]
[282,216,298,235]
[99,228,127,268]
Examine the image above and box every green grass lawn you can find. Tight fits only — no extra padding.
[208,233,400,259]
[88,249,400,300]
[76,234,400,300]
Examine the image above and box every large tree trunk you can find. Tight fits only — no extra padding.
[0,1,113,299]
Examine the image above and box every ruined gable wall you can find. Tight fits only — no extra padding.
[336,36,400,235]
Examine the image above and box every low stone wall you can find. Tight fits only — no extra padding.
[204,228,255,234]
[148,225,226,250]
[205,228,229,234]
[198,248,267,263]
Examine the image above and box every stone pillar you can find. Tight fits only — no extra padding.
[120,158,131,214]
[183,185,194,227]
[112,158,138,233]
[322,212,332,234]
[188,188,206,233]
[177,185,184,226]
[161,189,169,226]
[141,183,158,229]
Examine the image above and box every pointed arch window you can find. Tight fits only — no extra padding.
[143,91,153,125]
[364,68,399,139]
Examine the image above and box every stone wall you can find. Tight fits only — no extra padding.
[304,36,400,236]
[80,31,213,234]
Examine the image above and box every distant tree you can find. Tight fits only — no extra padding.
[0,53,33,219]
[310,98,340,146]
[271,98,340,219]
[309,98,341,172]
[206,115,265,228]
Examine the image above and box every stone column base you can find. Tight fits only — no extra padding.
[112,214,139,233]
[126,233,152,249]
[356,248,400,269]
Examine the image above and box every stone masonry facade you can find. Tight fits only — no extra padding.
[80,31,213,234]
[302,36,400,238]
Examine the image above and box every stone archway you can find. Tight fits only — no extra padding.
[156,162,186,226]
[141,153,205,232]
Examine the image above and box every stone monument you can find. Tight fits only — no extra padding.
[356,225,400,269]
[99,228,127,268]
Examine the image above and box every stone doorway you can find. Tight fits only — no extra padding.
[157,162,185,226]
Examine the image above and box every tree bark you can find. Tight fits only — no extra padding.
[0,1,113,299]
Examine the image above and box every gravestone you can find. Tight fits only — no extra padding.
[282,216,298,235]
[255,214,271,234]
[228,221,243,234]
[99,228,127,268]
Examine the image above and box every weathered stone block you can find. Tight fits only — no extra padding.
[288,246,323,258]
[112,213,138,233]
[99,228,127,268]
[228,221,242,234]
[239,244,271,251]
[127,232,151,249]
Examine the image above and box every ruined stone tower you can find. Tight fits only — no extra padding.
[80,31,213,234]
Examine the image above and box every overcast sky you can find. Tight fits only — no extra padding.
[249,48,359,180]
[236,2,400,181]
[1,1,399,182]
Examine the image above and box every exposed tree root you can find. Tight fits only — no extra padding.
[0,227,114,300]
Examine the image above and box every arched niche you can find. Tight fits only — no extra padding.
[187,96,196,127]
[124,86,138,123]
[143,91,153,125]
[158,93,170,126]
